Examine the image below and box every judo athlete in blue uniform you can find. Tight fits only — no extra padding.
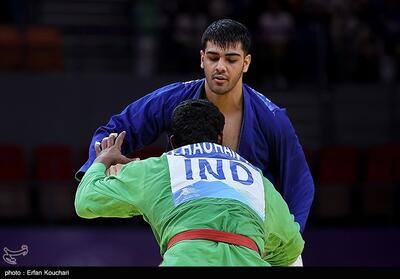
[76,19,314,240]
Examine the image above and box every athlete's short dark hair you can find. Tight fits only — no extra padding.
[171,99,225,147]
[201,19,251,54]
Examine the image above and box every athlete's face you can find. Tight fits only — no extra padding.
[200,41,251,95]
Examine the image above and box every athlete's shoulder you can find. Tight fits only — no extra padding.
[181,78,204,94]
[151,79,203,98]
[124,153,168,173]
[244,84,282,113]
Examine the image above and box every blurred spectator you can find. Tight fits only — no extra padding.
[329,0,360,81]
[170,2,208,73]
[208,0,233,21]
[376,0,400,82]
[0,0,399,83]
[132,0,161,77]
[353,26,381,82]
[258,0,295,88]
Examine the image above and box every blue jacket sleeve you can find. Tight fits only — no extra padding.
[75,82,185,181]
[273,109,315,232]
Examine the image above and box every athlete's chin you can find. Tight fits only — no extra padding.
[209,85,230,95]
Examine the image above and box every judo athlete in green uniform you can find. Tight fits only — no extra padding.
[75,99,304,266]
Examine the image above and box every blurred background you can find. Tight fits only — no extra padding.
[0,0,399,266]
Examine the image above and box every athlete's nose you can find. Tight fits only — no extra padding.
[215,58,227,73]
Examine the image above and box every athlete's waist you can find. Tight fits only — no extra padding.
[166,228,262,256]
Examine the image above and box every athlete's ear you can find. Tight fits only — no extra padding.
[170,134,177,149]
[217,132,223,145]
[200,50,204,69]
[243,54,251,73]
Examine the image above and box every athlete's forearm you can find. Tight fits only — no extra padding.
[75,163,136,218]
[75,163,108,218]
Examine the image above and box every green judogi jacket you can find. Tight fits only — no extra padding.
[75,142,304,266]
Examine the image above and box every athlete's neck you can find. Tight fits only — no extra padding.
[204,81,243,115]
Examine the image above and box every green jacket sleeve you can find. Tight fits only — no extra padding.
[74,162,142,219]
[262,177,305,266]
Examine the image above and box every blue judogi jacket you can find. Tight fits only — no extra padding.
[76,79,314,232]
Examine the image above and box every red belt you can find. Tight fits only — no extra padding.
[167,229,260,255]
